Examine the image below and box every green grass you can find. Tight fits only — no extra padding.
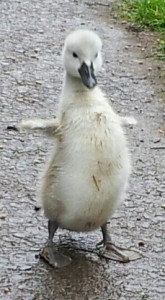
[157,37,165,59]
[120,0,165,31]
[118,0,165,59]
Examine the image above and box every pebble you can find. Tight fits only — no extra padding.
[0,215,6,220]
[19,265,32,271]
[138,241,145,247]
[4,287,11,293]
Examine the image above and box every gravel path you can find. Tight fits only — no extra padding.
[0,1,164,299]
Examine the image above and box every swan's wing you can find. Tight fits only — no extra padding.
[19,118,61,137]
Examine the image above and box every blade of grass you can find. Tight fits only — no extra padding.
[117,0,165,59]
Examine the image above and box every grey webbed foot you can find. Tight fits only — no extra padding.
[40,244,71,268]
[40,220,72,268]
[98,223,142,262]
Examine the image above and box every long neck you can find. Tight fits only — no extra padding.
[59,72,102,113]
[62,73,90,96]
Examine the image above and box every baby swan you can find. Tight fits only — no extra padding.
[20,29,139,267]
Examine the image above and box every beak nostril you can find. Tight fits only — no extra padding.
[90,63,94,72]
[85,65,89,76]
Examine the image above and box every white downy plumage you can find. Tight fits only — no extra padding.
[20,30,137,248]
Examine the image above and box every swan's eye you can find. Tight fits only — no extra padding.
[95,53,98,58]
[73,52,78,58]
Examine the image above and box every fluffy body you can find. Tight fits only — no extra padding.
[20,29,135,233]
[40,88,131,232]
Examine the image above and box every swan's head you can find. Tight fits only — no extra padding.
[62,29,102,89]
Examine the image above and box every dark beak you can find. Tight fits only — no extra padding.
[78,62,97,89]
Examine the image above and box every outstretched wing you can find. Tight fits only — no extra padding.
[19,118,61,137]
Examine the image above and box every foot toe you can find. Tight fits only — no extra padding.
[100,243,142,263]
[40,245,72,268]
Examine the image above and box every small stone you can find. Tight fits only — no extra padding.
[16,49,25,54]
[16,97,23,102]
[30,54,38,59]
[35,80,42,85]
[121,21,127,24]
[13,233,25,238]
[9,165,15,170]
[18,285,24,290]
[38,29,44,34]
[146,190,150,194]
[153,139,161,143]
[0,215,6,220]
[33,159,42,165]
[19,265,32,271]
[4,287,11,293]
[138,240,145,247]
[158,129,164,134]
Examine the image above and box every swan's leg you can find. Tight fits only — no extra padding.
[48,220,58,245]
[98,223,129,262]
[39,220,72,267]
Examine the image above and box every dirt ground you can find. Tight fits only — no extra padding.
[0,0,164,299]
